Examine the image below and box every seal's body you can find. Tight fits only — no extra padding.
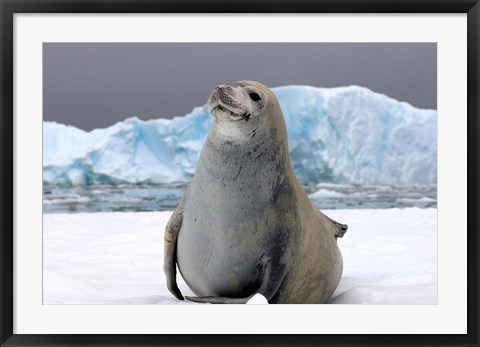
[164,81,347,304]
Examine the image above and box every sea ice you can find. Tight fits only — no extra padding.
[43,208,437,305]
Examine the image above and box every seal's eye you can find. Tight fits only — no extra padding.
[248,92,261,102]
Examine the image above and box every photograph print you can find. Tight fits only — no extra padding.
[42,42,437,304]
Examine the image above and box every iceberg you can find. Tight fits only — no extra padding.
[43,85,437,186]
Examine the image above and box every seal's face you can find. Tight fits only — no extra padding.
[206,81,286,142]
[207,82,268,123]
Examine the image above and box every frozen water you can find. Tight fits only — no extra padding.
[43,85,437,186]
[43,208,437,304]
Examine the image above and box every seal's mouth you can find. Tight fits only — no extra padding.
[211,104,251,121]
[214,104,239,117]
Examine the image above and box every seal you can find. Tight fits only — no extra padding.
[164,81,347,304]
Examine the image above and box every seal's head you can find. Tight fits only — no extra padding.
[207,81,267,122]
[207,81,285,142]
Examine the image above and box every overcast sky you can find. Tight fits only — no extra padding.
[43,43,436,131]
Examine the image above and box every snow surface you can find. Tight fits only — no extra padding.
[43,208,437,305]
[43,85,437,186]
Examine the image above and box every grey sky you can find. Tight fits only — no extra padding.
[43,43,436,131]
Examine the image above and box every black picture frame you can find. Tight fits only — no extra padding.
[1,1,479,346]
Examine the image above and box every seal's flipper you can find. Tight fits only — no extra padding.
[164,195,186,300]
[325,215,348,238]
[185,296,251,304]
[334,223,348,238]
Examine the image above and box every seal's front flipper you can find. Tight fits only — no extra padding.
[164,195,186,300]
[185,296,252,304]
[334,223,348,238]
[326,215,348,238]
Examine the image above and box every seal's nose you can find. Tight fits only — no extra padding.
[215,85,234,98]
[216,84,234,92]
[214,85,226,95]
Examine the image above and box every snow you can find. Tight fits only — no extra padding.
[245,293,270,305]
[43,208,437,305]
[43,85,437,186]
